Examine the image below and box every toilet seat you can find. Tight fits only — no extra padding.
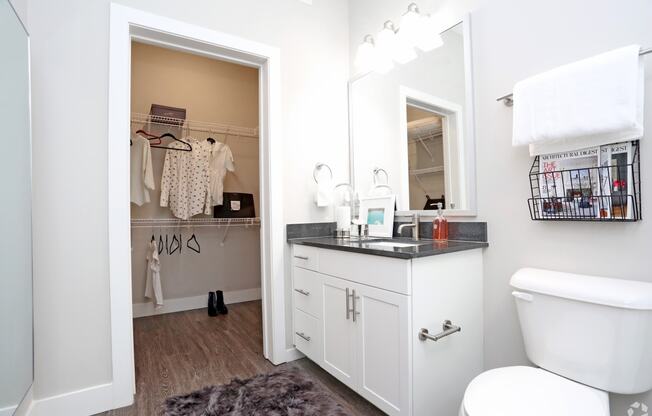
[461,366,610,416]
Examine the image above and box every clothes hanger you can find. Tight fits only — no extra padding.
[187,233,201,253]
[158,234,165,255]
[169,234,181,255]
[136,129,162,145]
[151,132,193,152]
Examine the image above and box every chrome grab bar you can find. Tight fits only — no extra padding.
[294,288,310,296]
[294,255,309,260]
[419,320,461,342]
[295,332,311,342]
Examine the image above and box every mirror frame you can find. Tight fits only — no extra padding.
[347,14,477,217]
[1,0,34,413]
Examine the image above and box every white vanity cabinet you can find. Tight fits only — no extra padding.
[291,243,483,416]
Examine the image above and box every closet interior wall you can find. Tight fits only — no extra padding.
[130,41,261,315]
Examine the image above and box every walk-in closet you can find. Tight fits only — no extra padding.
[126,41,267,411]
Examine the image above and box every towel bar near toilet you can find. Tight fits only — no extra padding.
[496,46,652,106]
[419,320,461,342]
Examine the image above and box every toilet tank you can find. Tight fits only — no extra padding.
[511,268,652,394]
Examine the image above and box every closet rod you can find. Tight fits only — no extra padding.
[131,217,260,228]
[131,112,259,139]
[496,46,652,106]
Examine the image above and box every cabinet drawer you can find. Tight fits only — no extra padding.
[319,248,411,295]
[292,245,319,271]
[294,308,322,363]
[293,267,322,318]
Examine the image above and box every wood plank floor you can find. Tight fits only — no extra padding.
[100,301,384,416]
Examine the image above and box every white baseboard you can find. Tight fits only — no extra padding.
[29,383,114,416]
[132,288,262,318]
[284,347,305,362]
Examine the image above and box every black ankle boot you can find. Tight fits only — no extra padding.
[208,292,218,316]
[215,290,228,314]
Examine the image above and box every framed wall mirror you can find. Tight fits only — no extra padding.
[349,15,476,216]
[0,1,34,414]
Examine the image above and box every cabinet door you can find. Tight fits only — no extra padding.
[321,275,356,388]
[353,283,411,416]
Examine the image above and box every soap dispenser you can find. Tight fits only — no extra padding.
[433,202,448,240]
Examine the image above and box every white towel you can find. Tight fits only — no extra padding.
[512,45,644,156]
[145,240,163,307]
[315,178,333,207]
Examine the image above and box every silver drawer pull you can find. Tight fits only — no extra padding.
[295,331,311,342]
[294,288,310,296]
[294,255,309,260]
[419,320,461,342]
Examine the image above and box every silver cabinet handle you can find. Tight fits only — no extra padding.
[294,255,309,260]
[295,331,311,342]
[352,289,360,322]
[294,288,310,296]
[419,320,461,342]
[346,288,351,320]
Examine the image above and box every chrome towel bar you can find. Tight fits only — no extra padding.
[497,47,652,106]
[419,320,461,342]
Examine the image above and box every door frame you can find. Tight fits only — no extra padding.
[107,3,285,408]
[398,86,464,212]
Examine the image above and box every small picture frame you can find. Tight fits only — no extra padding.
[359,195,396,237]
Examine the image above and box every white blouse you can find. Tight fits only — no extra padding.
[159,139,210,220]
[130,134,155,206]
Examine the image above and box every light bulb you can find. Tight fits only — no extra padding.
[416,14,444,52]
[398,3,422,49]
[376,21,417,65]
[354,35,377,73]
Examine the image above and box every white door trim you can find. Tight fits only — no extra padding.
[397,86,464,213]
[107,3,285,409]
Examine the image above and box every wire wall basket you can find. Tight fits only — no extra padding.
[528,141,641,221]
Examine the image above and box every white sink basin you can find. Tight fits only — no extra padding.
[368,241,423,248]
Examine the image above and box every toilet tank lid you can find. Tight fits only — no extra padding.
[511,268,652,310]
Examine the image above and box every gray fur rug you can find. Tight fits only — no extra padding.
[161,367,351,416]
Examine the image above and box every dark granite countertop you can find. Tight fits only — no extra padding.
[288,236,488,259]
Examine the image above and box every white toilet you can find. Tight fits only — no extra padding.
[460,267,652,416]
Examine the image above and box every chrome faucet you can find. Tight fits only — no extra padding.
[397,213,420,240]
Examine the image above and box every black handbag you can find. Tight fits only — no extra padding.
[423,194,446,210]
[213,193,256,218]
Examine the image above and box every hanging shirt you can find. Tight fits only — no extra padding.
[144,239,163,307]
[160,138,211,220]
[130,134,155,206]
[206,142,235,208]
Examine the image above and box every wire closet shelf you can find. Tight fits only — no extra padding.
[131,112,259,139]
[131,217,261,228]
[528,140,641,222]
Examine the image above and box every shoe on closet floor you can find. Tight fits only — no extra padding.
[208,291,218,316]
[215,290,228,315]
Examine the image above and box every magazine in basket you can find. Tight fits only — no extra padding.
[538,142,633,219]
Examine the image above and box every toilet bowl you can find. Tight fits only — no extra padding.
[459,366,609,416]
[459,268,652,416]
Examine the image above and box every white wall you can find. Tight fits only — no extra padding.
[351,0,652,412]
[471,0,652,411]
[29,0,349,405]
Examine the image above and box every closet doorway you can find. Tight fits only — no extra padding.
[108,5,285,410]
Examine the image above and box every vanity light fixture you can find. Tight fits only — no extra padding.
[415,13,444,52]
[399,3,443,52]
[354,34,394,74]
[354,3,443,74]
[376,20,417,65]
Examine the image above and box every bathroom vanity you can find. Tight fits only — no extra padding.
[289,237,486,416]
